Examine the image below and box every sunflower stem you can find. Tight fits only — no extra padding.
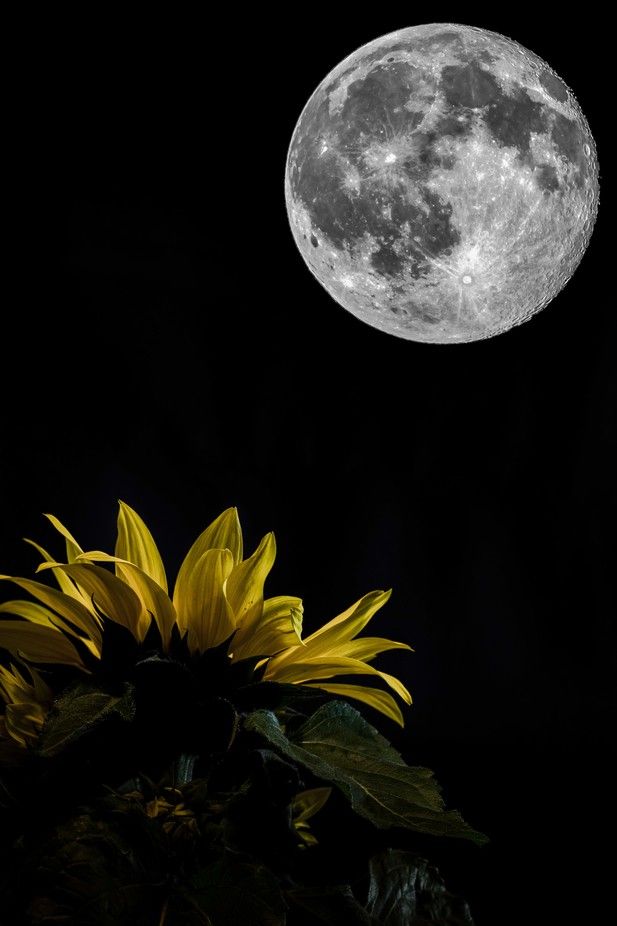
[173,753,197,786]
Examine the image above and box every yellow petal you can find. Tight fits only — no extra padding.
[178,548,235,653]
[37,563,143,641]
[173,509,243,613]
[24,538,86,602]
[226,532,276,621]
[0,598,72,631]
[264,654,411,704]
[377,670,413,705]
[43,514,83,562]
[330,636,413,662]
[0,621,86,669]
[301,590,392,655]
[110,566,166,643]
[0,664,30,703]
[0,600,100,658]
[75,551,176,649]
[116,501,168,593]
[231,595,304,661]
[303,682,405,726]
[0,576,102,649]
[5,701,47,747]
[29,664,53,703]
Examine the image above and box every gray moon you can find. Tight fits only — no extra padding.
[285,24,599,344]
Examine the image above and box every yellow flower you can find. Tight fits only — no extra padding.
[261,589,412,725]
[0,503,412,737]
[0,662,51,749]
[0,503,299,664]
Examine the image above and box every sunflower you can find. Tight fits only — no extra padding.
[0,503,412,756]
[0,662,51,749]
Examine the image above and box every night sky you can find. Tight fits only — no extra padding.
[2,8,613,925]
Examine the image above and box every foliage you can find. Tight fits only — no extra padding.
[245,704,486,844]
[0,683,482,924]
[0,504,484,923]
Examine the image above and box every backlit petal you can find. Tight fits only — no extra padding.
[231,595,304,661]
[0,621,86,669]
[24,539,86,602]
[116,501,168,593]
[263,654,411,704]
[226,532,276,621]
[37,563,143,641]
[0,575,102,649]
[178,548,235,652]
[328,636,413,662]
[75,550,176,649]
[173,508,242,612]
[303,682,405,726]
[0,600,100,658]
[301,590,392,655]
[43,514,83,562]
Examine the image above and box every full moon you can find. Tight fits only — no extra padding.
[285,24,599,343]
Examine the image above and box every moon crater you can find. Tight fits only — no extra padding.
[285,24,599,343]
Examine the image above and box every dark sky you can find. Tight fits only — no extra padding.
[2,9,614,925]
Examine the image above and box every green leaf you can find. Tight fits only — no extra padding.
[37,682,136,758]
[188,848,286,925]
[286,884,373,925]
[244,703,487,844]
[17,805,170,924]
[366,849,476,925]
[233,680,330,714]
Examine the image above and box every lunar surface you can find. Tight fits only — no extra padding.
[285,24,599,343]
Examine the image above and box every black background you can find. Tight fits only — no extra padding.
[2,7,613,924]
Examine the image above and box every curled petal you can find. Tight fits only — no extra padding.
[231,595,303,661]
[226,532,276,622]
[300,590,392,656]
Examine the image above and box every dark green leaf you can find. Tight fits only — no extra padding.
[37,681,136,758]
[234,681,329,714]
[17,806,169,925]
[286,884,373,925]
[188,848,286,926]
[244,703,486,844]
[366,850,475,925]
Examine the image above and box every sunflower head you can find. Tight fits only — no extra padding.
[0,502,412,760]
[0,661,52,762]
